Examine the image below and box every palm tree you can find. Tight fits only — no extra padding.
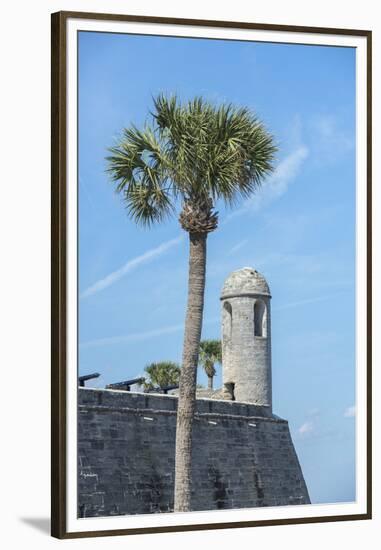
[199,340,222,390]
[143,361,181,390]
[106,95,277,512]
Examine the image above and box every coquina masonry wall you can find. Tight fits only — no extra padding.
[78,388,310,517]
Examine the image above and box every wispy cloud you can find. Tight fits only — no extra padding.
[273,292,347,312]
[228,239,248,255]
[80,316,220,349]
[310,114,354,164]
[258,251,323,274]
[80,236,182,299]
[296,406,321,438]
[225,145,309,222]
[313,114,354,150]
[344,405,355,418]
[298,421,314,437]
[263,146,309,203]
[80,323,184,349]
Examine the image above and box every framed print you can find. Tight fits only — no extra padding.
[51,10,372,539]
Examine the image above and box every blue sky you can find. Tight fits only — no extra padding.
[78,31,356,506]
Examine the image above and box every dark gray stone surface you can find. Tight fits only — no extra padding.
[78,388,310,517]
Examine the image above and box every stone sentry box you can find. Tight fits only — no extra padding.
[221,267,272,408]
[78,267,310,517]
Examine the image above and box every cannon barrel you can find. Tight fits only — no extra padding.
[78,372,100,387]
[145,384,179,394]
[161,384,179,394]
[106,377,145,391]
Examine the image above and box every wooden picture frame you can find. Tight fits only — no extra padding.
[51,10,372,539]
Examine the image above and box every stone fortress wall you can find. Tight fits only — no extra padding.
[78,389,310,517]
[78,267,310,517]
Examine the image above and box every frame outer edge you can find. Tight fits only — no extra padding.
[51,11,68,539]
[50,11,372,538]
[366,30,372,520]
[53,10,371,35]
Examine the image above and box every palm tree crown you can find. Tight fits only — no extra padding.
[143,361,181,390]
[199,340,222,390]
[106,95,277,230]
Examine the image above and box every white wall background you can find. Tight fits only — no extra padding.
[0,0,379,548]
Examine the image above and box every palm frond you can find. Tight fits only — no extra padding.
[144,361,181,389]
[106,126,174,226]
[106,94,277,228]
[199,339,222,378]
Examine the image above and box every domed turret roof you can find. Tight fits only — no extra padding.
[221,267,271,298]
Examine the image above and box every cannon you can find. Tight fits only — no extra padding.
[78,372,100,387]
[145,384,179,395]
[161,384,179,395]
[106,377,145,391]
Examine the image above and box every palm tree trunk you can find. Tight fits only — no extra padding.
[174,231,207,512]
[207,375,213,390]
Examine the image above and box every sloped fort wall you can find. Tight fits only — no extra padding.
[78,388,310,517]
